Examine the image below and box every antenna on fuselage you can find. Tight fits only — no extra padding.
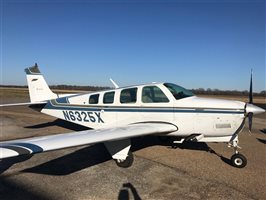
[110,78,119,89]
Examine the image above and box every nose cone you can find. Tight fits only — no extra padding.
[245,103,265,115]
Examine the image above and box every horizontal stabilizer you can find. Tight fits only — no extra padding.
[0,122,177,159]
[0,102,47,107]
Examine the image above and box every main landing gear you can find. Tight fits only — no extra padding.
[115,151,134,168]
[228,136,247,168]
[104,139,134,168]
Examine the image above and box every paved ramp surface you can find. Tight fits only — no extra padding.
[1,105,266,200]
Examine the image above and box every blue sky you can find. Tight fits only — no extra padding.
[1,0,265,92]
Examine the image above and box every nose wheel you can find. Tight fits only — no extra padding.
[231,153,247,168]
[228,136,247,168]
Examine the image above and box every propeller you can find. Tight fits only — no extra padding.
[247,69,253,133]
[245,69,265,133]
[248,112,253,133]
[249,69,253,104]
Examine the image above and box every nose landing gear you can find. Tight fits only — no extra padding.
[231,153,247,168]
[228,136,247,168]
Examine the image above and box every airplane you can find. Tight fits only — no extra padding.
[0,64,265,168]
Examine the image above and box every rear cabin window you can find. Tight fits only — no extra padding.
[89,94,99,104]
[103,92,115,104]
[120,88,137,104]
[142,86,169,103]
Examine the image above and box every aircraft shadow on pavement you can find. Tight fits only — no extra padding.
[132,136,232,166]
[22,143,111,175]
[257,138,266,144]
[20,136,232,176]
[0,155,33,174]
[21,137,170,176]
[257,129,266,144]
[25,119,89,131]
[0,177,51,200]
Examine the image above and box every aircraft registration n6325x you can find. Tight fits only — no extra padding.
[0,64,264,168]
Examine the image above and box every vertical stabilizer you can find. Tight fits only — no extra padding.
[25,63,57,102]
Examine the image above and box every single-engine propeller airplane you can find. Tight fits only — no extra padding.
[0,64,265,168]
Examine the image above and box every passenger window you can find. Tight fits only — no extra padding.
[89,94,99,104]
[103,92,115,104]
[142,86,169,103]
[120,88,137,104]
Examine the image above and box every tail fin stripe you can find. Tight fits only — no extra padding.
[25,63,41,75]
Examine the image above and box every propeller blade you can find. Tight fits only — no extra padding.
[248,112,253,133]
[249,69,253,104]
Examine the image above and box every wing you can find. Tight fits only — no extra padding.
[0,122,177,159]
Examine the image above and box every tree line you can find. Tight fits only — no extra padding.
[0,85,111,92]
[191,88,265,97]
[0,85,265,96]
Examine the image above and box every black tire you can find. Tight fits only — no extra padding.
[231,153,247,168]
[115,151,134,168]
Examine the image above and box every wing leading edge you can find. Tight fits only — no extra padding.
[0,123,177,159]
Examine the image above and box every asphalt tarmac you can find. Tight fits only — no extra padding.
[0,99,265,200]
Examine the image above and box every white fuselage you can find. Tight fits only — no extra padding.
[40,83,246,140]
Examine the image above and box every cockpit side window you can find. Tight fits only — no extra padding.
[164,83,194,100]
[120,88,137,104]
[89,94,99,104]
[103,92,115,104]
[142,86,169,103]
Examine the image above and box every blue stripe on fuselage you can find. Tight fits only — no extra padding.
[55,97,69,104]
[44,101,244,114]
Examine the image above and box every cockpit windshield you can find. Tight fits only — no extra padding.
[164,83,194,100]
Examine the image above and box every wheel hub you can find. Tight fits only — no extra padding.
[116,159,125,163]
[234,158,243,166]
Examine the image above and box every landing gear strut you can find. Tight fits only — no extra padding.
[228,136,247,168]
[115,151,134,168]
